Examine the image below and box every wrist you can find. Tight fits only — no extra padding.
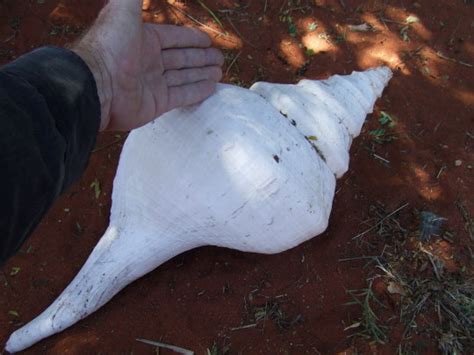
[72,45,113,131]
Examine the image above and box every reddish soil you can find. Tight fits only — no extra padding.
[0,0,472,354]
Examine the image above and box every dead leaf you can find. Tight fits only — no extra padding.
[387,281,405,295]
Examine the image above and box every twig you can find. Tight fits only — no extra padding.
[378,16,389,31]
[226,15,259,48]
[402,293,430,339]
[378,17,406,26]
[436,165,447,179]
[339,256,378,262]
[468,245,474,259]
[352,203,410,240]
[196,0,225,29]
[218,2,250,14]
[230,323,257,331]
[436,51,473,68]
[372,153,390,164]
[455,200,473,241]
[424,252,443,281]
[136,338,194,355]
[3,32,16,43]
[167,3,229,38]
[226,51,241,76]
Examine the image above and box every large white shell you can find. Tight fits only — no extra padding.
[5,67,392,353]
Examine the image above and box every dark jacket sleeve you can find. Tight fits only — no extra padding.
[0,46,101,265]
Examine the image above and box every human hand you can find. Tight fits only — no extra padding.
[73,0,224,131]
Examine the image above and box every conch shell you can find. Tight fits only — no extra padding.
[5,67,392,352]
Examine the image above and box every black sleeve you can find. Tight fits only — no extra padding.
[0,46,101,265]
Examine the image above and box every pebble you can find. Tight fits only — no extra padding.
[454,160,462,167]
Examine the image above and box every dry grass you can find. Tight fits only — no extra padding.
[344,203,473,354]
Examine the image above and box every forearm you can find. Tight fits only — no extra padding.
[0,46,101,264]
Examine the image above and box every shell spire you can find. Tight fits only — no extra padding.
[250,66,392,177]
[5,67,392,353]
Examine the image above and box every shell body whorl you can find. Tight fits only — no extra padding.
[114,84,336,254]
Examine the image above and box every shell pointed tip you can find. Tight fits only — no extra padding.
[5,336,19,354]
[4,342,16,354]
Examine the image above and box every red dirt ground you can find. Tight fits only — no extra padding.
[0,0,472,354]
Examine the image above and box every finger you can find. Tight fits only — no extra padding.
[147,24,212,49]
[164,66,222,87]
[167,80,216,110]
[162,48,224,70]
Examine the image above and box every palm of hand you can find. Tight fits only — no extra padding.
[74,0,223,131]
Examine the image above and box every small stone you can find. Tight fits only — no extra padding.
[454,160,462,167]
